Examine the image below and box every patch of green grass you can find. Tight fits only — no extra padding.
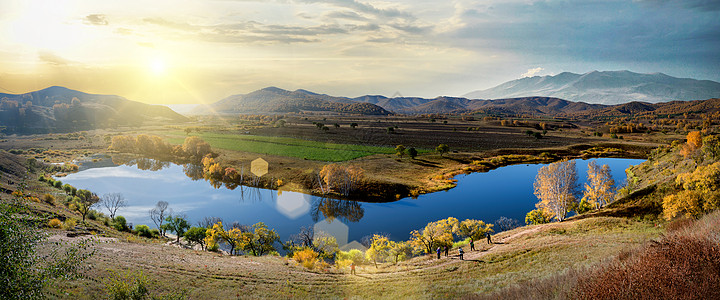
[166,131,398,161]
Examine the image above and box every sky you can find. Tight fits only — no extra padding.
[0,0,718,104]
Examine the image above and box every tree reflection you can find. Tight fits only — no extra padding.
[111,155,169,171]
[183,163,204,181]
[310,198,364,223]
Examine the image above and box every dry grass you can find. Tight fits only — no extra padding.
[45,215,663,299]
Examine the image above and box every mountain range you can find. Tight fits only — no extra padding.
[0,86,188,133]
[464,70,720,105]
[193,71,720,115]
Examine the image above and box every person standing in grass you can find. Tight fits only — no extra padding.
[436,247,441,259]
[459,247,464,260]
[486,232,492,244]
[350,262,356,275]
[470,239,475,251]
[444,246,449,257]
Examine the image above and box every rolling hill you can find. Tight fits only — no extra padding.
[191,87,391,115]
[464,70,720,105]
[0,86,189,133]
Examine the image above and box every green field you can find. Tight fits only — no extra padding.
[166,131,401,161]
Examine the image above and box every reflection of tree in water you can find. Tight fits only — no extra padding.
[183,163,204,181]
[111,155,169,171]
[310,198,364,223]
[135,158,169,171]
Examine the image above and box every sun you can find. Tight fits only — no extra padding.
[149,58,167,76]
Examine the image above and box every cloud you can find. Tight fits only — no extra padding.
[301,0,414,20]
[83,14,109,26]
[38,51,73,66]
[522,67,544,78]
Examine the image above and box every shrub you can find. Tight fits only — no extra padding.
[135,225,153,238]
[293,248,319,270]
[112,216,128,232]
[53,181,62,189]
[150,229,160,238]
[525,209,552,225]
[63,219,77,230]
[337,249,366,265]
[48,218,63,228]
[42,194,55,205]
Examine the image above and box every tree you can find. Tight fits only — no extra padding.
[100,192,127,219]
[312,232,338,259]
[494,217,520,232]
[409,217,458,254]
[319,164,365,196]
[204,222,242,255]
[163,214,191,243]
[181,136,211,158]
[533,159,579,222]
[387,241,413,264]
[456,219,493,241]
[525,209,552,225]
[582,161,615,210]
[74,189,99,223]
[365,234,392,268]
[241,222,280,256]
[436,144,449,157]
[407,147,418,159]
[395,145,406,158]
[184,227,208,250]
[149,201,171,236]
[663,162,720,220]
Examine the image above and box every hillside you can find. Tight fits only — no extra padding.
[192,87,391,115]
[0,86,189,133]
[194,85,720,117]
[464,70,720,105]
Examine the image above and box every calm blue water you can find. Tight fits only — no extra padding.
[59,158,643,247]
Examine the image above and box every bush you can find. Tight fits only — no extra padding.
[48,218,63,228]
[337,249,365,265]
[53,181,62,189]
[112,216,128,232]
[525,209,552,225]
[293,248,319,270]
[135,225,153,238]
[150,229,160,238]
[42,194,55,205]
[63,219,77,230]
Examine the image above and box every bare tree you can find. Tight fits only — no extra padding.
[101,192,127,219]
[494,217,520,232]
[149,201,171,236]
[197,216,223,228]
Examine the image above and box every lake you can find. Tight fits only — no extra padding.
[59,157,644,248]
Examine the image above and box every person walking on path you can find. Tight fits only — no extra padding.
[436,247,441,259]
[444,246,449,257]
[459,247,464,260]
[470,239,475,251]
[486,232,492,244]
[350,263,356,275]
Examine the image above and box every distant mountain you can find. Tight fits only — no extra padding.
[192,87,390,115]
[464,70,720,105]
[0,86,188,133]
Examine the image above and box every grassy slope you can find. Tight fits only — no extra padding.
[48,216,661,299]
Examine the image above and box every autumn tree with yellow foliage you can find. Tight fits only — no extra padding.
[455,219,493,242]
[409,217,458,254]
[663,162,720,220]
[533,160,579,222]
[581,161,615,210]
[319,164,364,196]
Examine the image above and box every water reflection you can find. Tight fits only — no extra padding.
[311,198,364,223]
[61,156,643,243]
